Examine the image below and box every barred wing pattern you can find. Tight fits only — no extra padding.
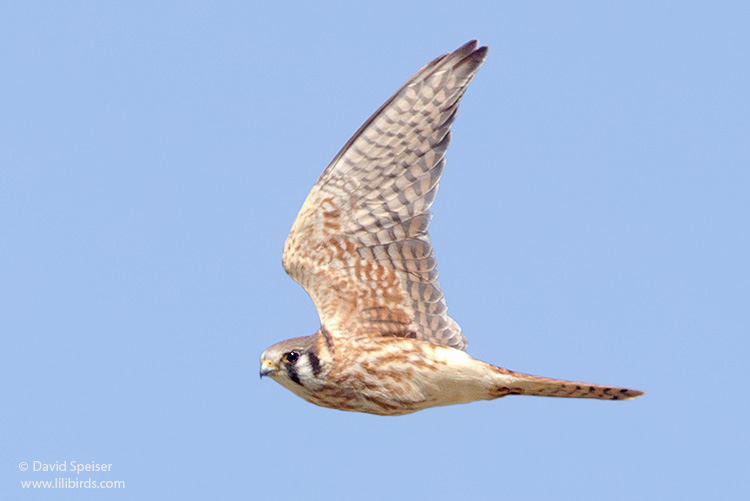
[282,41,488,351]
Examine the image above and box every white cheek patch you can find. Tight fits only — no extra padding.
[295,354,315,382]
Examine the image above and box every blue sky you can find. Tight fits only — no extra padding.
[2,1,748,499]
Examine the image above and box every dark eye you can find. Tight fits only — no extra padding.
[285,351,299,364]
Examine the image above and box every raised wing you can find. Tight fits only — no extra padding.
[282,40,488,351]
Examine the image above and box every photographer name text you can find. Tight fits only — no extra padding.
[29,461,112,474]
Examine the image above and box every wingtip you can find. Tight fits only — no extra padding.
[448,40,489,78]
[454,39,489,59]
[470,45,489,65]
[456,39,479,52]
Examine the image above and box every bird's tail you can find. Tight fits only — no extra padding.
[490,365,644,400]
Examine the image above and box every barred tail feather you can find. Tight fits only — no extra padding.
[491,366,644,401]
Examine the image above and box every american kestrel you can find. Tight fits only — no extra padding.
[260,40,643,415]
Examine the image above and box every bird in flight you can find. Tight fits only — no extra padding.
[260,40,643,415]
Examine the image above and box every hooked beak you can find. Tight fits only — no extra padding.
[259,359,277,379]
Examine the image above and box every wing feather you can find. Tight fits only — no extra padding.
[282,40,488,350]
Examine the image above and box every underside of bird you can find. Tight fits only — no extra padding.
[345,343,646,416]
[261,333,643,416]
[367,339,645,415]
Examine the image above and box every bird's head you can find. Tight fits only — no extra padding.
[259,335,325,391]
